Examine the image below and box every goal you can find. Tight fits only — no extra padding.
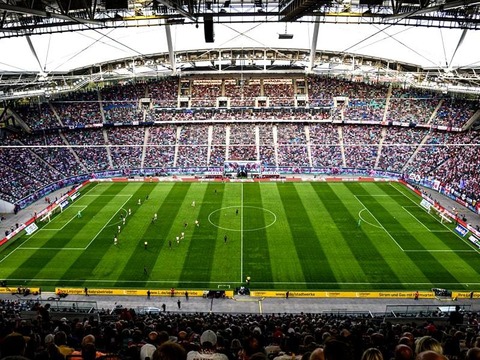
[39,200,68,223]
[430,206,452,224]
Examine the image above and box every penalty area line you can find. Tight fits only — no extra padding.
[84,196,132,249]
[358,209,383,229]
[39,206,88,232]
[82,194,132,197]
[404,249,476,253]
[390,184,480,253]
[17,247,85,251]
[354,195,404,251]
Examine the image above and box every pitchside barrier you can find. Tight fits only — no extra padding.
[54,288,480,300]
[55,288,235,298]
[0,287,41,295]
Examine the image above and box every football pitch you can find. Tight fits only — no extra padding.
[1,181,479,292]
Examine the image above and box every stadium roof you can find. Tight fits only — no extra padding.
[2,22,480,72]
[1,0,480,98]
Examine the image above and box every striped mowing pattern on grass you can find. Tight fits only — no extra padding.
[0,181,479,291]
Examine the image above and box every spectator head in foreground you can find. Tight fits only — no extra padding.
[467,347,480,360]
[324,339,352,360]
[415,350,447,360]
[361,347,383,360]
[200,330,217,349]
[152,341,187,360]
[415,336,443,356]
[1,332,27,359]
[395,344,413,360]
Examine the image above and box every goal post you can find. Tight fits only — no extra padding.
[430,206,452,224]
[39,211,52,223]
[39,200,69,223]
[420,198,452,224]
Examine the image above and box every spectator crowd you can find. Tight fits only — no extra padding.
[2,75,480,211]
[1,297,480,360]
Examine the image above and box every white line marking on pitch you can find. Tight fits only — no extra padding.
[354,195,404,251]
[358,208,383,229]
[15,197,131,252]
[39,206,88,232]
[82,194,132,197]
[84,196,132,249]
[389,183,480,253]
[19,247,85,251]
[240,182,244,283]
[7,278,480,286]
[404,249,476,253]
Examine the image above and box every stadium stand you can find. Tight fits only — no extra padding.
[0,292,479,360]
[2,73,480,359]
[2,75,480,217]
[143,125,177,169]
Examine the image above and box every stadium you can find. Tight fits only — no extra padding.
[1,0,480,358]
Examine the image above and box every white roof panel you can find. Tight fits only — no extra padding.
[1,21,479,73]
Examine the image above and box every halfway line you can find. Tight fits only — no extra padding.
[240,182,244,283]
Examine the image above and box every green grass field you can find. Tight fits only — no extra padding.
[1,181,479,291]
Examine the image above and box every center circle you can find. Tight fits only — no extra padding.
[208,206,277,232]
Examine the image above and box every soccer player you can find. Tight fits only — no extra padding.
[144,241,148,249]
[195,220,199,227]
[169,240,172,249]
[236,209,238,216]
[122,217,126,225]
[138,199,141,205]
[117,225,121,233]
[128,208,132,216]
[181,232,184,240]
[176,236,180,244]
[77,211,82,218]
[224,234,227,244]
[153,213,157,221]
[191,200,195,207]
[114,237,118,246]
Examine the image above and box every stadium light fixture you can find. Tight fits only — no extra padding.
[279,23,293,39]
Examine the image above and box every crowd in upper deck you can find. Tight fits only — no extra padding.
[14,76,478,130]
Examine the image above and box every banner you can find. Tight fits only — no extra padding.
[249,290,435,299]
[0,287,41,294]
[25,222,38,235]
[56,288,233,298]
[468,235,480,248]
[454,224,468,237]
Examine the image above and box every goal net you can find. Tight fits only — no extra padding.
[430,206,452,224]
[39,200,68,223]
